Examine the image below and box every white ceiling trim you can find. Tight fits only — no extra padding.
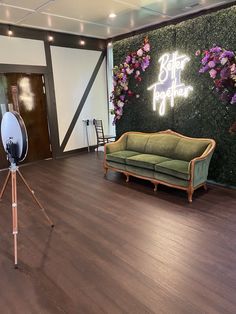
[0,0,234,39]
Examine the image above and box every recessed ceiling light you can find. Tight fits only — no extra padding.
[7,27,13,36]
[80,40,85,46]
[48,35,54,42]
[109,13,117,18]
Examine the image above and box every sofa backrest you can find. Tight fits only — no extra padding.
[174,138,211,161]
[126,133,150,153]
[145,134,180,158]
[125,132,212,161]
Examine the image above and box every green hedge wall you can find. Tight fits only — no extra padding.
[113,6,236,186]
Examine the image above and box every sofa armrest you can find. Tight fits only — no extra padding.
[104,133,128,155]
[190,141,216,187]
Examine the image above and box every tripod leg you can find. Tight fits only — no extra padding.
[11,170,18,268]
[17,169,54,228]
[0,170,11,200]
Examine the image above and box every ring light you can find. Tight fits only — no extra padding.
[1,111,28,164]
[0,111,53,268]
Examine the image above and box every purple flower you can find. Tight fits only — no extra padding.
[198,44,236,111]
[199,65,209,73]
[112,37,151,124]
[122,74,127,82]
[220,67,230,79]
[210,46,222,53]
[231,93,236,104]
[220,50,235,59]
[201,55,210,65]
[141,57,150,71]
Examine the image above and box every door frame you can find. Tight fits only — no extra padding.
[0,63,60,158]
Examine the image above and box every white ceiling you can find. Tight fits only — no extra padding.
[0,0,235,39]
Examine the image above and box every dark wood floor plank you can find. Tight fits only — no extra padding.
[0,152,235,313]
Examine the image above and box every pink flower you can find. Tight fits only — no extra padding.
[230,63,236,74]
[209,69,217,79]
[126,67,134,75]
[195,50,201,56]
[116,107,123,116]
[117,100,124,108]
[208,61,216,68]
[125,55,131,63]
[137,49,143,57]
[112,37,151,124]
[143,43,150,52]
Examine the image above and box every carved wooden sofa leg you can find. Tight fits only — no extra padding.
[187,186,194,203]
[104,166,108,177]
[125,173,130,183]
[203,182,208,191]
[152,182,158,192]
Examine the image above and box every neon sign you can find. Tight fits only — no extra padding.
[148,51,193,116]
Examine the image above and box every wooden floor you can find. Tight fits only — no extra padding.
[0,152,236,314]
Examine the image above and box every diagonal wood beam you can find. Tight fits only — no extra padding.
[60,50,106,152]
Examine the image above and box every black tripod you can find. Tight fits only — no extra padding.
[0,162,54,268]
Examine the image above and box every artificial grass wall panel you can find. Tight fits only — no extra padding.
[113,6,236,185]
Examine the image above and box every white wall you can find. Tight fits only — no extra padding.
[0,35,109,153]
[51,46,109,152]
[0,35,46,66]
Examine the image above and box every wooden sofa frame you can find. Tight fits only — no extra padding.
[104,130,216,203]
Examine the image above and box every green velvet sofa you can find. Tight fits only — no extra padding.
[104,130,216,202]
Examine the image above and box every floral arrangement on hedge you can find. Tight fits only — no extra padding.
[196,45,236,133]
[110,37,151,124]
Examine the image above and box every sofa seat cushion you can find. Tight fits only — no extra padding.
[126,154,170,170]
[155,160,190,180]
[106,150,140,164]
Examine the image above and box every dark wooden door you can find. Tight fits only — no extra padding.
[0,73,52,168]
